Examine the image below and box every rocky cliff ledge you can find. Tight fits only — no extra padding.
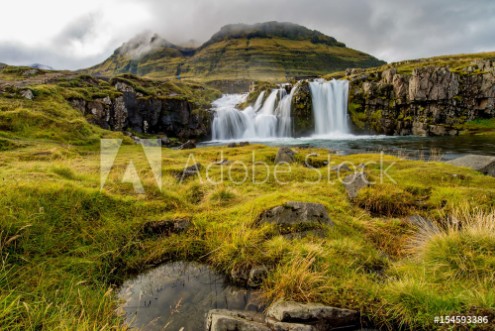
[67,76,220,140]
[346,59,495,136]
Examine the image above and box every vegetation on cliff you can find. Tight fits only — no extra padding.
[326,52,495,136]
[0,65,220,144]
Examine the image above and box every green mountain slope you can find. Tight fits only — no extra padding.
[88,22,385,82]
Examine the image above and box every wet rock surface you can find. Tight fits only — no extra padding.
[118,262,264,331]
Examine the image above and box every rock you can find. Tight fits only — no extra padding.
[20,89,34,100]
[256,201,333,234]
[330,163,352,172]
[215,159,229,165]
[275,147,296,164]
[429,125,447,136]
[231,265,268,288]
[160,136,170,146]
[227,142,238,148]
[346,61,495,136]
[247,266,268,288]
[176,163,202,181]
[446,154,495,177]
[343,173,370,199]
[291,81,314,136]
[266,301,360,330]
[239,141,250,147]
[141,218,191,236]
[206,309,270,331]
[265,319,316,331]
[22,68,39,76]
[179,140,196,150]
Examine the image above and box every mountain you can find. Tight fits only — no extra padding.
[88,22,385,82]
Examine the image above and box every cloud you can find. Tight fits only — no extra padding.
[0,0,494,70]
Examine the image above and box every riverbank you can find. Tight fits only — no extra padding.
[1,142,494,330]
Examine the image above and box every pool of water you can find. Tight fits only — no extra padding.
[117,261,263,331]
[203,134,495,161]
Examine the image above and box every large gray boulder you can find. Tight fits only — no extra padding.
[266,301,360,330]
[206,309,270,331]
[446,154,495,177]
[256,202,332,234]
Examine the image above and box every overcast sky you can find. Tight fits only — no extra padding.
[1,0,494,70]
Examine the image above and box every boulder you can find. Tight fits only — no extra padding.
[275,147,296,164]
[446,154,495,177]
[206,309,270,331]
[256,201,332,234]
[266,301,360,330]
[343,173,370,199]
[141,218,191,237]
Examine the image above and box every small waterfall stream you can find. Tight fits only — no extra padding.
[211,79,348,140]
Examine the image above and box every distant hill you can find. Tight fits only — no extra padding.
[87,22,385,82]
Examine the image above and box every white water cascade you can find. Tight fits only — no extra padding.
[211,79,348,140]
[212,86,297,140]
[309,79,350,135]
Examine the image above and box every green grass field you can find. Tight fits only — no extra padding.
[1,141,495,330]
[1,61,495,330]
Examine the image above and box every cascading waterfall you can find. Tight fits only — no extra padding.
[276,82,299,137]
[212,87,294,140]
[309,79,350,135]
[211,79,348,140]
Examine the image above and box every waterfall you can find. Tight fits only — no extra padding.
[211,79,349,140]
[309,79,349,135]
[276,82,299,137]
[212,87,295,140]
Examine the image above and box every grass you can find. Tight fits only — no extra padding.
[1,141,495,329]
